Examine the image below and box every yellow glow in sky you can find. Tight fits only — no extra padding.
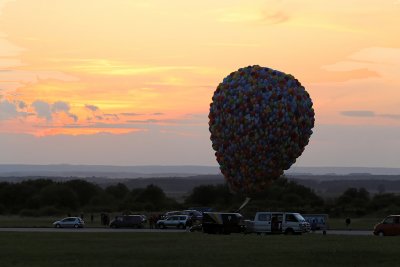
[1,0,400,136]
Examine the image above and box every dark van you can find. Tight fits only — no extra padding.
[202,212,245,234]
[110,215,146,228]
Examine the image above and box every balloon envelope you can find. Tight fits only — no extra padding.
[209,65,315,194]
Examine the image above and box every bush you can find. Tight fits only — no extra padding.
[19,209,38,217]
[38,206,63,216]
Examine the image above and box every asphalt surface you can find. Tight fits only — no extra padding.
[0,228,373,235]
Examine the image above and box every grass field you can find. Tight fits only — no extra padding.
[0,232,397,267]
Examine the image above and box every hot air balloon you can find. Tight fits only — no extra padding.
[209,65,315,194]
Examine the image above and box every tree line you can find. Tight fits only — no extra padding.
[0,178,398,217]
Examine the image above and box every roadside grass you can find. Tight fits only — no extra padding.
[0,232,397,267]
[327,217,381,231]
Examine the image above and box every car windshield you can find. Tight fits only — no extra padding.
[294,213,306,222]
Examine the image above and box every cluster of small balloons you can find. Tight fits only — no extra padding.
[209,65,315,194]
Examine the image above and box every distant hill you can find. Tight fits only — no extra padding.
[1,173,400,199]
[1,164,400,178]
[0,164,220,178]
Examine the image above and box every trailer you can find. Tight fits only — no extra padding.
[202,212,245,234]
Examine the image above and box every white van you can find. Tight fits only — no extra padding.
[245,212,310,234]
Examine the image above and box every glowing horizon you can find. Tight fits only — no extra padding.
[1,0,400,167]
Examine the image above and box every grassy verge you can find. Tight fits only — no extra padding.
[0,232,397,267]
[327,217,382,230]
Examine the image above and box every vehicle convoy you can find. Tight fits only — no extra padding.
[202,212,245,234]
[373,215,400,236]
[245,212,310,235]
[109,215,146,228]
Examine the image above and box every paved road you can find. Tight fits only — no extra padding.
[0,228,373,235]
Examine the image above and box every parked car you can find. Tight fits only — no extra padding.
[163,211,182,218]
[163,210,203,221]
[157,215,190,229]
[373,215,400,236]
[180,210,203,221]
[244,212,310,235]
[110,215,146,228]
[53,217,84,228]
[302,214,329,232]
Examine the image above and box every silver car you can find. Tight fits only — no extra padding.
[53,217,85,228]
[157,215,190,229]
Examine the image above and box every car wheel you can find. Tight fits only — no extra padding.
[74,224,79,228]
[378,231,385,237]
[160,223,165,229]
[55,224,61,228]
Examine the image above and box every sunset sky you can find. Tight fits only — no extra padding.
[1,0,400,167]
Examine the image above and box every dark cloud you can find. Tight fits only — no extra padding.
[127,119,160,123]
[0,100,27,120]
[52,101,78,122]
[18,101,27,109]
[341,110,375,117]
[120,112,142,116]
[85,104,99,112]
[32,100,52,121]
[32,100,78,122]
[104,114,119,121]
[52,101,70,113]
[341,110,400,120]
[68,114,78,123]
[378,114,400,120]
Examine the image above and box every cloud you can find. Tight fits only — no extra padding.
[126,119,160,124]
[151,112,164,116]
[68,114,78,122]
[85,104,99,112]
[341,110,375,117]
[32,100,78,122]
[71,60,198,76]
[32,100,52,121]
[52,101,70,113]
[341,110,400,120]
[0,69,78,94]
[18,101,27,109]
[0,99,27,120]
[104,113,119,120]
[323,47,400,80]
[120,112,142,116]
[215,4,290,25]
[378,114,400,120]
[52,101,78,122]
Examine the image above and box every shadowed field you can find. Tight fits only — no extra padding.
[0,232,396,267]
